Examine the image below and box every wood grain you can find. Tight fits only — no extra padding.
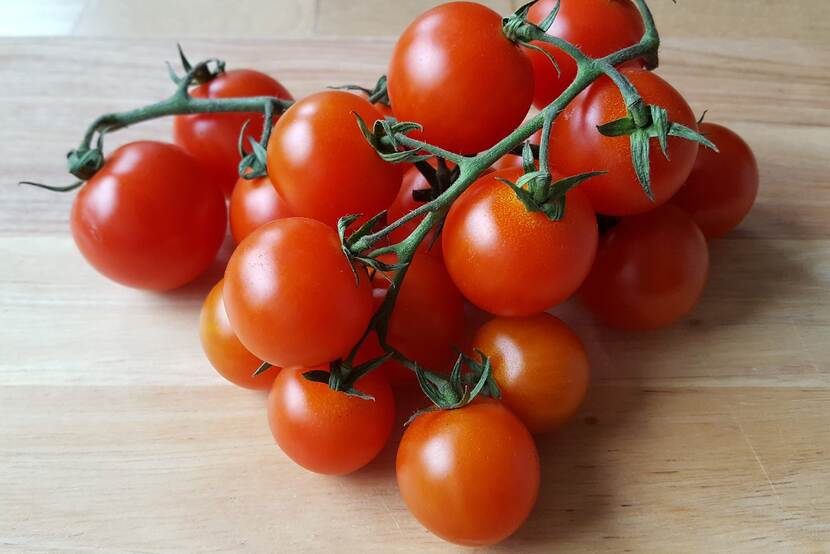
[1,2,829,551]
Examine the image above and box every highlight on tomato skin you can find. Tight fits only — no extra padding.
[671,122,760,239]
[199,279,276,390]
[229,174,293,244]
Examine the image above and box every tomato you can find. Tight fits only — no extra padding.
[388,2,534,154]
[671,122,759,238]
[173,69,293,197]
[229,174,293,244]
[223,217,374,368]
[70,141,226,291]
[397,400,540,546]
[580,204,709,329]
[199,279,276,390]
[550,67,699,216]
[386,165,444,257]
[473,313,589,433]
[266,91,401,228]
[442,168,598,316]
[373,253,465,386]
[268,367,394,475]
[526,0,645,109]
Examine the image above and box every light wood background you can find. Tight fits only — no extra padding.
[1,1,829,552]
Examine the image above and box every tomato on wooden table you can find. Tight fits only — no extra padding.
[266,91,401,228]
[388,1,534,154]
[173,69,293,197]
[442,167,598,316]
[671,122,759,238]
[550,68,700,216]
[268,367,394,475]
[580,204,709,329]
[473,313,589,433]
[396,400,540,546]
[229,174,293,243]
[223,217,374,368]
[70,141,226,291]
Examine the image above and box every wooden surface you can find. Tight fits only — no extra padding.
[1,1,829,552]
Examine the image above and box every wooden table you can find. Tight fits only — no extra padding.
[1,6,829,552]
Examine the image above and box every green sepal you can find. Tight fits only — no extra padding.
[301,369,330,384]
[19,180,84,193]
[538,0,560,31]
[522,42,561,77]
[497,170,604,221]
[650,105,670,159]
[252,361,273,377]
[237,136,268,179]
[597,116,637,137]
[521,141,536,173]
[669,122,719,152]
[354,112,431,164]
[67,146,105,181]
[630,129,653,200]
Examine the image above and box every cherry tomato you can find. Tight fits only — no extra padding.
[580,204,709,329]
[388,2,534,154]
[442,167,598,316]
[229,174,293,244]
[671,122,759,238]
[373,253,465,387]
[473,313,589,433]
[397,400,540,546]
[223,217,374,368]
[199,279,276,390]
[550,67,699,216]
[526,0,645,109]
[386,165,444,258]
[173,69,293,197]
[268,367,394,475]
[70,141,226,291]
[266,91,401,228]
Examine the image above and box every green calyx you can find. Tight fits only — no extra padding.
[597,104,718,200]
[354,113,431,164]
[331,75,391,108]
[301,352,394,401]
[67,146,105,181]
[166,43,225,87]
[338,213,407,286]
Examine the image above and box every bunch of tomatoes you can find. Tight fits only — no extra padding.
[46,0,759,547]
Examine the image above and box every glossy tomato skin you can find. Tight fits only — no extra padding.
[229,174,293,243]
[223,217,374,368]
[70,141,226,291]
[550,68,699,216]
[388,2,534,154]
[268,367,394,475]
[173,69,293,197]
[387,165,443,258]
[374,253,465,386]
[397,400,540,546]
[527,0,645,109]
[473,313,589,433]
[199,279,276,390]
[442,168,598,316]
[580,204,709,329]
[671,122,759,238]
[266,91,401,228]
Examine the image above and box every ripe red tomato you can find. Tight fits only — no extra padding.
[199,279,276,390]
[550,68,699,216]
[473,313,589,433]
[442,168,598,316]
[229,174,293,244]
[266,91,401,228]
[526,0,645,109]
[223,217,374,368]
[173,69,293,196]
[373,253,465,386]
[397,400,540,546]
[671,122,759,238]
[580,204,709,329]
[268,367,394,475]
[388,2,534,154]
[70,141,226,291]
[386,165,444,257]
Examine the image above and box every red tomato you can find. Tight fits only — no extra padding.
[526,0,645,109]
[580,204,709,329]
[442,168,598,316]
[373,253,465,386]
[386,165,444,257]
[199,279,276,390]
[550,68,699,216]
[223,217,374,368]
[70,141,226,291]
[266,91,401,228]
[229,174,293,244]
[173,69,293,196]
[388,2,534,154]
[473,313,589,433]
[268,367,394,475]
[397,400,540,546]
[671,122,759,238]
